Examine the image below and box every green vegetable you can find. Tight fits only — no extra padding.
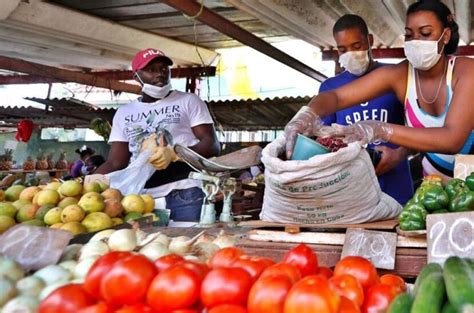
[441,302,457,313]
[387,293,413,313]
[445,178,468,201]
[466,172,474,191]
[422,185,450,212]
[432,209,449,214]
[414,263,443,295]
[448,190,474,212]
[411,271,446,313]
[443,256,474,310]
[399,203,428,231]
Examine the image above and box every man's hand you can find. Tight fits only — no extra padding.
[148,135,179,170]
[374,146,409,176]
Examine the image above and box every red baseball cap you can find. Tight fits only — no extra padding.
[131,48,173,72]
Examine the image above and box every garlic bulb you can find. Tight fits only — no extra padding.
[80,241,110,260]
[89,229,116,242]
[58,260,78,275]
[107,229,137,252]
[15,276,45,297]
[59,244,83,262]
[0,277,16,307]
[212,230,237,248]
[139,242,169,261]
[2,295,39,313]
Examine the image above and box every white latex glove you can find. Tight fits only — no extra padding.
[329,120,394,146]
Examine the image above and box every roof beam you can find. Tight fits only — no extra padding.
[160,0,327,82]
[0,56,140,94]
[0,66,216,85]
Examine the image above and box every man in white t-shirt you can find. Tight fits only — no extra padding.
[96,48,220,221]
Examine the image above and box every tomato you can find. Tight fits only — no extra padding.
[154,254,185,272]
[77,302,114,313]
[39,284,96,313]
[319,266,334,279]
[338,296,361,313]
[334,256,379,291]
[84,251,132,299]
[232,256,270,281]
[329,274,364,307]
[248,274,293,313]
[284,275,340,313]
[379,274,406,293]
[207,246,245,268]
[101,254,158,306]
[180,260,209,280]
[208,304,248,313]
[260,262,302,284]
[147,265,201,311]
[360,283,400,313]
[282,243,318,277]
[115,303,156,313]
[201,267,253,308]
[258,257,276,268]
[171,310,200,313]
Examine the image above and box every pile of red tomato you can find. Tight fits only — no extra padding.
[38,243,406,313]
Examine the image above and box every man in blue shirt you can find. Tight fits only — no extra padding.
[320,14,413,204]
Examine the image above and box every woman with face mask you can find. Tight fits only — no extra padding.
[285,0,474,183]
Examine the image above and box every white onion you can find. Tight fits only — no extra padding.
[0,277,17,307]
[151,233,171,247]
[59,244,83,262]
[139,242,169,261]
[192,242,220,263]
[212,231,237,248]
[38,281,68,301]
[89,229,116,242]
[168,236,192,254]
[58,260,78,275]
[2,295,39,313]
[108,229,137,251]
[183,255,200,261]
[15,276,45,297]
[0,258,25,282]
[33,265,71,286]
[80,241,110,260]
[74,257,98,279]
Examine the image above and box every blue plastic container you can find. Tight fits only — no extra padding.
[291,134,330,160]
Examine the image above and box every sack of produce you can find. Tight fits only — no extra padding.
[260,137,401,224]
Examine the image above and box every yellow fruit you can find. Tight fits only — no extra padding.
[61,222,87,235]
[78,192,105,213]
[0,190,5,202]
[0,216,15,234]
[50,223,64,229]
[124,212,143,222]
[140,194,155,213]
[83,182,102,194]
[16,204,39,222]
[103,199,123,218]
[0,202,18,218]
[58,197,79,209]
[58,181,82,197]
[12,199,30,210]
[61,204,85,223]
[121,195,146,214]
[81,212,112,233]
[44,181,61,191]
[18,186,41,202]
[35,190,60,206]
[44,207,63,225]
[98,182,109,193]
[5,185,26,202]
[111,217,123,226]
[101,188,122,201]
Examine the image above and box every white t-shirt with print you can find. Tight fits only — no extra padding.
[109,90,214,197]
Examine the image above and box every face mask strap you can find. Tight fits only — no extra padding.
[134,72,145,86]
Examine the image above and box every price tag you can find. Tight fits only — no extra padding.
[341,228,397,269]
[454,154,474,180]
[427,211,474,265]
[0,225,72,270]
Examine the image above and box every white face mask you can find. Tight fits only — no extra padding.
[404,30,446,71]
[338,50,370,76]
[135,73,172,99]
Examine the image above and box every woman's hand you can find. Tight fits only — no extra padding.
[330,120,394,145]
[374,146,410,176]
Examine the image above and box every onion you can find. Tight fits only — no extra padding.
[139,242,169,261]
[135,228,148,245]
[89,229,116,242]
[33,265,71,286]
[0,277,17,307]
[2,295,39,313]
[74,257,98,280]
[15,276,45,297]
[151,233,171,247]
[38,281,68,301]
[168,231,205,255]
[183,255,200,261]
[58,260,78,275]
[59,244,83,262]
[192,242,220,263]
[0,258,25,282]
[80,241,110,260]
[212,230,237,248]
[107,229,137,252]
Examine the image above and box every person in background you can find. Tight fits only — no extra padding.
[320,14,413,204]
[81,154,105,176]
[70,145,95,178]
[95,48,220,221]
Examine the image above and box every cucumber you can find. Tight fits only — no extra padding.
[414,263,443,295]
[388,293,413,313]
[411,271,446,313]
[443,256,474,310]
[441,302,457,313]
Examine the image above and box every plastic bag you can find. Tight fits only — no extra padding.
[106,150,155,195]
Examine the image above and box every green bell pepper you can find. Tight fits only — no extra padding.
[399,203,428,231]
[449,190,474,212]
[413,183,439,204]
[422,185,450,212]
[445,178,468,200]
[466,172,474,191]
[432,209,449,214]
[420,175,444,188]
